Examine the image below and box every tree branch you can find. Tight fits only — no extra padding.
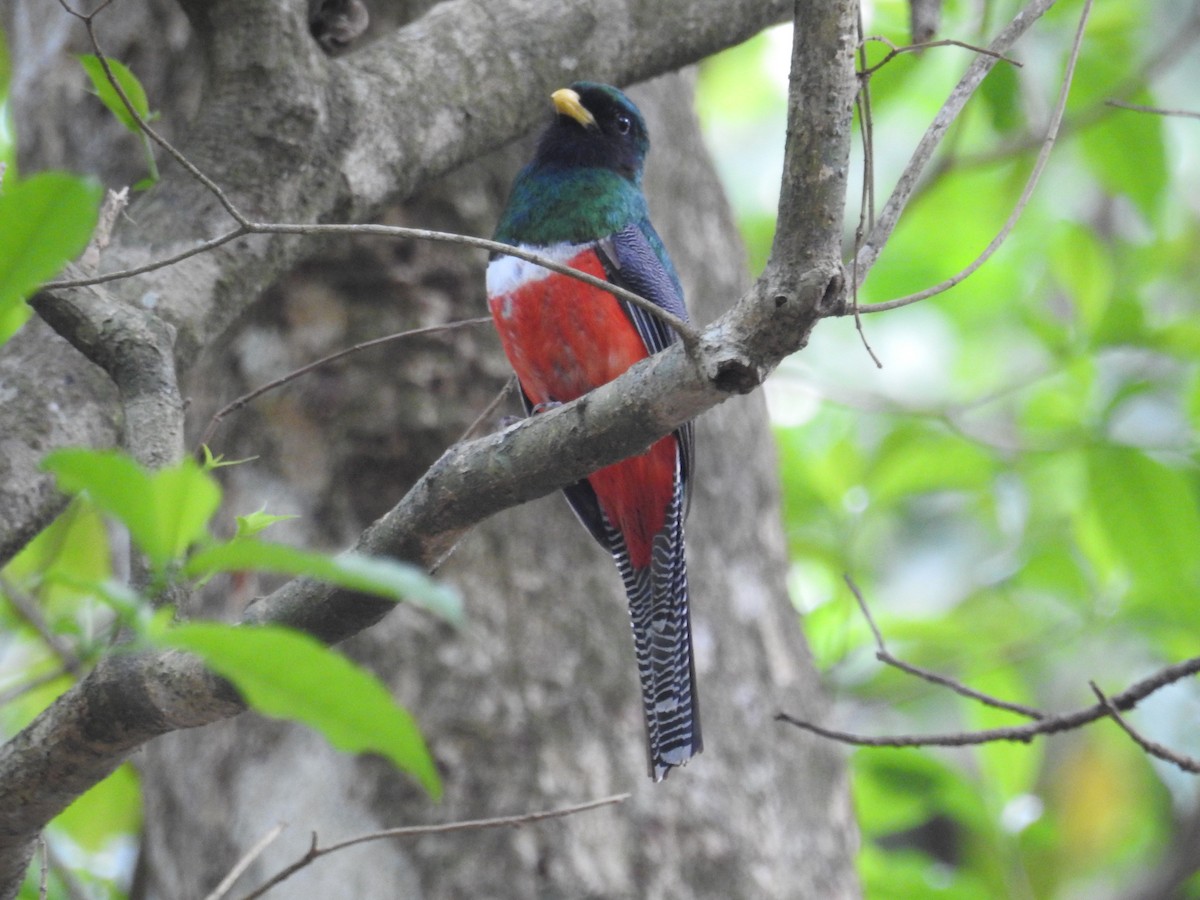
[778,657,1200,756]
[849,0,1060,291]
[230,794,629,900]
[855,0,1090,314]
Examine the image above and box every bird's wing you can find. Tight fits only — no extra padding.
[547,219,695,548]
[595,221,694,510]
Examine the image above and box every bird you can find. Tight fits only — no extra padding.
[486,82,701,781]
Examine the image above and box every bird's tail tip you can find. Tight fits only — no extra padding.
[651,739,703,782]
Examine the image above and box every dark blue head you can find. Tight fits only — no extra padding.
[532,82,650,184]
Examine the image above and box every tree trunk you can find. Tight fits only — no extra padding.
[6,1,859,896]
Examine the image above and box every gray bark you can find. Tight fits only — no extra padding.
[1,0,861,895]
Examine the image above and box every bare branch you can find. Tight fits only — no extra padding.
[0,669,72,709]
[843,574,1044,720]
[855,0,1091,314]
[69,13,251,226]
[1090,682,1200,774]
[1105,99,1200,120]
[0,576,84,677]
[851,9,883,368]
[79,188,129,274]
[43,226,251,290]
[779,656,1200,754]
[235,794,630,900]
[857,35,1022,78]
[46,225,700,350]
[204,823,286,900]
[850,0,1060,290]
[197,316,496,450]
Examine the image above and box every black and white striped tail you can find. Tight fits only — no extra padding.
[607,451,702,781]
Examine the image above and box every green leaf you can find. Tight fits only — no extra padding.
[0,28,15,179]
[2,501,111,624]
[0,26,10,100]
[868,425,996,506]
[185,538,462,624]
[0,172,102,330]
[0,298,30,344]
[1085,446,1200,607]
[1080,94,1167,222]
[156,622,441,798]
[235,508,299,539]
[1018,357,1096,440]
[979,61,1021,134]
[43,449,220,569]
[1049,223,1114,341]
[51,763,141,852]
[78,54,151,134]
[200,445,257,470]
[966,666,1041,799]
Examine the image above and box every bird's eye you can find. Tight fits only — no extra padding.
[615,114,631,135]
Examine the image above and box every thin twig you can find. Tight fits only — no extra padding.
[1090,681,1200,774]
[46,226,252,290]
[235,794,629,900]
[779,655,1200,768]
[852,9,883,369]
[843,574,1044,720]
[858,34,1022,78]
[850,0,1061,290]
[0,668,72,708]
[196,316,495,450]
[1105,99,1200,121]
[47,222,699,349]
[0,576,84,675]
[204,822,287,900]
[925,0,1200,182]
[856,0,1092,314]
[457,376,517,444]
[37,835,47,900]
[62,8,250,225]
[80,187,129,273]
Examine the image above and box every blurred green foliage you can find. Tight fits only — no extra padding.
[699,0,1200,896]
[6,0,1200,895]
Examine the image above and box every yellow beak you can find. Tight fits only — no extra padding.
[551,88,597,129]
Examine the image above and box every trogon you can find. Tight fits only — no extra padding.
[486,82,701,781]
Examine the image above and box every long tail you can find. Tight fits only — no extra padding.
[608,451,702,780]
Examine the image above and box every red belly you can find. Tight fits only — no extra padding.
[489,249,675,568]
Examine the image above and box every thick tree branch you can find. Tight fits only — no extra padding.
[0,260,841,894]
